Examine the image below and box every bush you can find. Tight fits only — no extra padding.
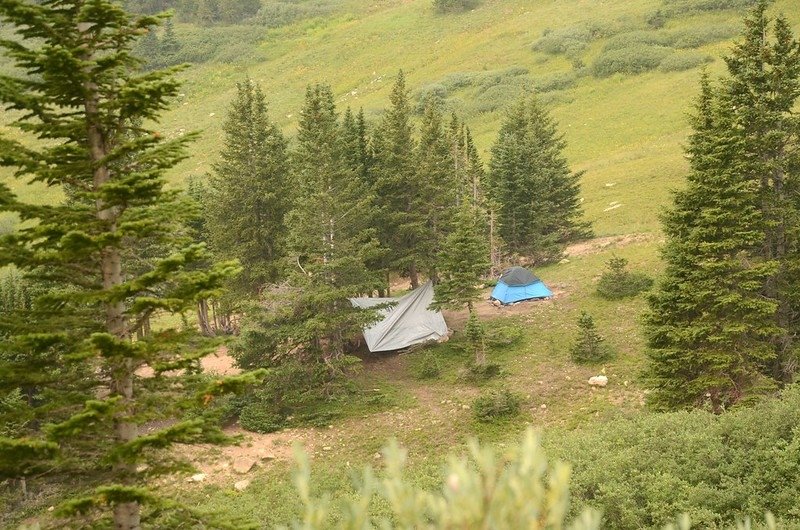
[602,31,671,52]
[668,24,741,49]
[462,360,502,383]
[290,428,601,529]
[596,256,654,299]
[413,351,442,379]
[414,84,448,114]
[554,385,800,528]
[658,51,714,72]
[472,389,521,422]
[660,0,759,17]
[570,311,614,364]
[592,45,672,77]
[433,0,479,13]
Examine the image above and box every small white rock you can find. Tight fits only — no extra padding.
[540,404,547,409]
[588,375,609,387]
[189,473,206,482]
[234,479,251,492]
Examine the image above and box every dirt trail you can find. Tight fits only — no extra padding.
[564,233,657,257]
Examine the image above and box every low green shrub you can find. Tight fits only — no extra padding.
[570,312,614,365]
[413,351,442,379]
[659,51,714,72]
[596,256,654,299]
[554,385,800,528]
[668,23,741,48]
[472,389,521,422]
[592,45,672,77]
[462,360,502,383]
[433,0,479,14]
[414,84,448,114]
[659,0,759,18]
[602,31,671,52]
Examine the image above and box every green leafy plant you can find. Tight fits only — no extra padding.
[596,256,654,299]
[472,390,522,422]
[570,312,614,364]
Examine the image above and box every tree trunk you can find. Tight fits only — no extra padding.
[409,263,419,289]
[84,51,140,529]
[197,299,212,336]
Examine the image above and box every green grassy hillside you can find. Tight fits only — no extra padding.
[3,0,799,234]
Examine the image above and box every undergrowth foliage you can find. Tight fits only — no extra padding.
[472,390,522,422]
[289,428,602,529]
[596,256,654,299]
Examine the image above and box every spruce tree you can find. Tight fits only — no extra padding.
[645,75,780,412]
[340,106,372,183]
[431,205,490,363]
[0,2,258,527]
[237,84,380,372]
[488,94,590,262]
[206,79,291,295]
[371,70,422,289]
[645,2,800,410]
[723,2,800,381]
[414,99,458,282]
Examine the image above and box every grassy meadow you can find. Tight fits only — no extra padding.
[3,0,800,527]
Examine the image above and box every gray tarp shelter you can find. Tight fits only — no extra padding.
[350,281,448,352]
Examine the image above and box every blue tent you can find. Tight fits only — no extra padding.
[490,266,552,304]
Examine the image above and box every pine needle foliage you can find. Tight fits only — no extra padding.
[206,79,291,295]
[488,94,591,263]
[570,312,613,365]
[0,2,261,527]
[645,1,800,412]
[596,256,654,300]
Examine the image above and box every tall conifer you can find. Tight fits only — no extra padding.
[371,70,422,289]
[206,79,290,295]
[242,84,381,369]
[646,2,800,410]
[488,94,590,262]
[0,3,257,527]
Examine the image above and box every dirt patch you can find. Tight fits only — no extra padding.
[564,233,656,258]
[201,346,240,376]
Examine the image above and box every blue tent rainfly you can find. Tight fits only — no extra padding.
[490,266,552,304]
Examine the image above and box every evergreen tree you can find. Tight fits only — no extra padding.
[723,3,800,381]
[238,84,380,372]
[645,75,780,412]
[414,99,458,282]
[645,3,800,410]
[206,79,291,295]
[0,3,258,527]
[431,205,490,363]
[571,311,613,365]
[371,70,422,289]
[160,17,181,55]
[340,106,372,184]
[488,94,590,263]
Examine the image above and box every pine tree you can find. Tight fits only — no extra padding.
[644,75,780,412]
[645,2,800,411]
[571,312,612,365]
[0,3,259,527]
[243,84,381,370]
[488,94,590,263]
[206,79,291,295]
[431,205,490,363]
[340,106,372,184]
[414,99,458,282]
[371,70,422,289]
[723,2,800,381]
[160,17,180,55]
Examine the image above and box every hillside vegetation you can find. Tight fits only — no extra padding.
[3,0,800,528]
